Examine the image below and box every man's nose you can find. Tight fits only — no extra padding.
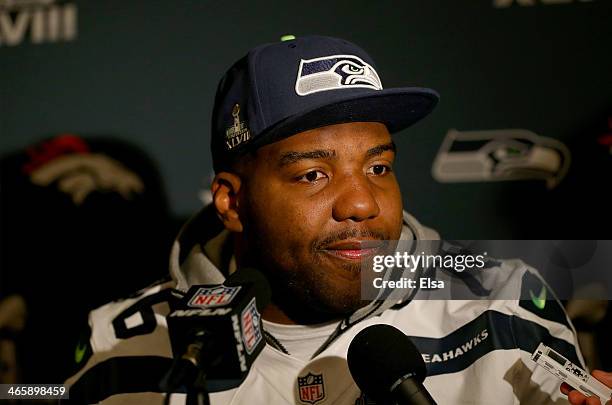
[332,173,380,222]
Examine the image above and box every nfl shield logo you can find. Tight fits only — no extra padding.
[240,297,263,354]
[188,285,241,308]
[298,372,326,405]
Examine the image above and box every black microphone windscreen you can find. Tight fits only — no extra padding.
[347,324,426,399]
[223,267,271,312]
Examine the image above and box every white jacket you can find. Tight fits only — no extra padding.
[66,206,583,404]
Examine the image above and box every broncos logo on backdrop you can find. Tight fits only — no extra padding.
[295,54,383,96]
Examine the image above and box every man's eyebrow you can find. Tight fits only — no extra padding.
[278,149,337,167]
[365,142,396,159]
[277,142,396,167]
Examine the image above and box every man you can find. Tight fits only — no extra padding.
[66,35,597,404]
[562,374,612,405]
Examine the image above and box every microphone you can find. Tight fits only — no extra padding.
[161,267,271,394]
[347,324,437,405]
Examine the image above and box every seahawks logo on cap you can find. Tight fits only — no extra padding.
[295,54,383,96]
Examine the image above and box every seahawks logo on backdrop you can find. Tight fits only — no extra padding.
[432,129,571,189]
[295,54,383,96]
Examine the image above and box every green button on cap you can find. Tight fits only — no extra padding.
[281,35,296,41]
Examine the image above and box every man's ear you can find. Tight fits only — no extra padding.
[211,172,243,233]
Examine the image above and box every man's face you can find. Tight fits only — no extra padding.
[237,122,404,320]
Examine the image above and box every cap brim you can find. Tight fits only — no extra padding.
[252,87,439,149]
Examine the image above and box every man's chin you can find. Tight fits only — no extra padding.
[298,293,370,320]
[323,298,371,316]
[275,287,369,324]
[315,253,363,282]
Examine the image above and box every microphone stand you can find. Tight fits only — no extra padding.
[186,369,210,405]
[162,331,213,405]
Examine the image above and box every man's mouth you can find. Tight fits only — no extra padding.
[321,240,385,261]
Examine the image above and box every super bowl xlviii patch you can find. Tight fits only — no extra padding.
[295,54,383,96]
[298,372,326,405]
[240,297,263,354]
[225,104,251,150]
[188,285,241,308]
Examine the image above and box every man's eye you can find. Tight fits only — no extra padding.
[367,165,391,176]
[297,170,327,183]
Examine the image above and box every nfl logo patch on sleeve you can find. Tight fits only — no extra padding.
[298,372,326,405]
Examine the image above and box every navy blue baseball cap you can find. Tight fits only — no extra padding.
[211,35,439,171]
